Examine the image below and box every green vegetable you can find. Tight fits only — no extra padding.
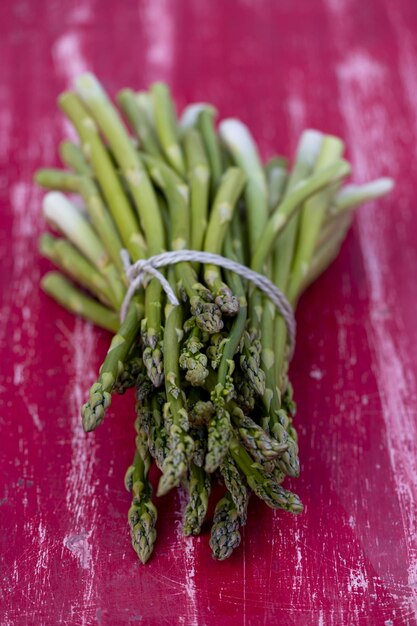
[36,73,393,563]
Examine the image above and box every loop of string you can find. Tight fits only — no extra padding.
[120,249,296,357]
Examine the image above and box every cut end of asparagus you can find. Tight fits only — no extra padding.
[331,178,394,213]
[75,72,105,99]
[296,129,324,167]
[219,119,263,175]
[180,103,217,131]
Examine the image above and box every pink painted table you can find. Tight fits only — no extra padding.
[1,1,417,624]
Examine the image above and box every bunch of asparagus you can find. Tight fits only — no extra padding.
[36,73,392,562]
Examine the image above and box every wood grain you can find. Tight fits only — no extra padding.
[1,1,417,624]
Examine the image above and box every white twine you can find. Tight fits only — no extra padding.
[120,249,296,356]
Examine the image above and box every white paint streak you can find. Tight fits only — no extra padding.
[310,366,324,381]
[34,519,49,579]
[142,0,175,83]
[63,531,93,570]
[26,402,43,432]
[52,30,89,141]
[348,561,369,593]
[323,0,417,614]
[61,318,98,622]
[287,93,306,144]
[9,182,44,432]
[52,32,89,86]
[176,488,199,626]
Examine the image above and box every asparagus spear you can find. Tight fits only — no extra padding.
[41,272,119,332]
[151,82,186,176]
[81,298,143,432]
[183,128,210,254]
[182,463,211,536]
[125,450,157,564]
[39,233,116,308]
[75,75,166,383]
[209,492,242,560]
[59,140,92,175]
[157,286,194,496]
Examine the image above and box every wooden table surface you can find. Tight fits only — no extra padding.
[1,1,417,624]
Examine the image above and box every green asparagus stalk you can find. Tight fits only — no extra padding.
[220,454,249,522]
[117,88,164,159]
[197,108,224,195]
[39,233,116,308]
[125,450,157,564]
[141,153,224,334]
[251,158,351,273]
[36,168,126,275]
[58,91,146,260]
[151,82,186,176]
[157,291,194,496]
[203,166,246,314]
[182,463,211,536]
[81,298,143,432]
[41,272,119,332]
[42,190,124,306]
[209,492,242,560]
[219,119,268,254]
[288,135,345,303]
[183,128,211,253]
[59,140,92,175]
[75,75,167,384]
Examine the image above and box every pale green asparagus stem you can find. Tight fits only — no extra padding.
[198,107,223,195]
[41,272,119,332]
[299,219,353,294]
[271,131,323,391]
[75,74,165,379]
[81,298,143,431]
[75,74,165,255]
[265,156,288,210]
[36,168,126,276]
[203,166,246,314]
[43,191,106,268]
[35,168,80,192]
[59,140,92,175]
[251,158,351,274]
[58,91,146,260]
[42,191,123,307]
[288,135,345,303]
[219,119,268,254]
[329,178,394,215]
[151,82,186,176]
[39,233,116,308]
[117,88,164,159]
[183,128,210,253]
